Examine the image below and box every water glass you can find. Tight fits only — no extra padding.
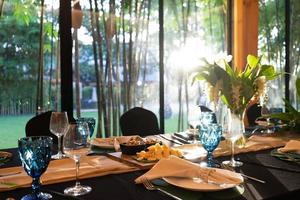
[76,117,96,137]
[18,136,53,200]
[199,124,222,167]
[63,122,92,196]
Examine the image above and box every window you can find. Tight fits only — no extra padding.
[258,0,285,109]
[164,0,228,133]
[0,0,60,148]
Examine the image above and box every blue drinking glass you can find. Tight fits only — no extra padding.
[199,124,222,167]
[18,136,53,200]
[76,117,96,137]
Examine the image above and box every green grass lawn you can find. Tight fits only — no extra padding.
[0,112,186,149]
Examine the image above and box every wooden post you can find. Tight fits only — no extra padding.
[233,0,259,70]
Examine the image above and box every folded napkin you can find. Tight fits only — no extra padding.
[135,156,242,185]
[247,135,286,148]
[278,140,300,154]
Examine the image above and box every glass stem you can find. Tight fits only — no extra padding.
[57,135,62,154]
[75,157,80,187]
[207,151,213,167]
[32,177,40,196]
[231,140,235,163]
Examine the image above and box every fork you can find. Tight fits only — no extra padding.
[142,178,182,200]
[221,163,266,184]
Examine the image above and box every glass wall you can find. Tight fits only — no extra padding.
[0,0,60,148]
[71,1,159,137]
[290,0,300,109]
[164,0,227,133]
[258,0,285,109]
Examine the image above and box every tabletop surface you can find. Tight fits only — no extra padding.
[1,135,300,200]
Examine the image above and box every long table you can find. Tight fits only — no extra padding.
[1,135,300,200]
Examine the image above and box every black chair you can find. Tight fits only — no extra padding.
[246,103,262,127]
[120,107,162,137]
[25,111,58,144]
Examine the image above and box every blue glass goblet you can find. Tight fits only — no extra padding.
[200,124,222,167]
[76,117,96,137]
[18,136,53,200]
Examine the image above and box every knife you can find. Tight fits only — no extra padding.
[171,134,191,144]
[156,135,183,145]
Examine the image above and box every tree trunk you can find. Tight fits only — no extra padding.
[73,29,81,118]
[89,0,103,137]
[36,0,45,114]
[0,0,4,17]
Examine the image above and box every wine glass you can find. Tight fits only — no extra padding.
[63,122,92,196]
[76,117,96,137]
[200,123,222,167]
[49,112,69,159]
[222,110,243,167]
[261,94,275,134]
[188,106,202,143]
[18,136,53,200]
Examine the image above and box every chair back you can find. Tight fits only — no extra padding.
[25,111,58,144]
[120,107,162,137]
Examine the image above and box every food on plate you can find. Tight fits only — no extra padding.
[124,136,145,146]
[136,143,182,161]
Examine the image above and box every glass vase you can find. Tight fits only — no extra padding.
[222,110,245,167]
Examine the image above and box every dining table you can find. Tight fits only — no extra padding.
[1,132,300,200]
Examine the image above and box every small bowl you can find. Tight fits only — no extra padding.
[120,143,146,155]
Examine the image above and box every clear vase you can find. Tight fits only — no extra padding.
[222,110,246,167]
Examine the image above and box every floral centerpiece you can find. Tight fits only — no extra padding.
[192,54,278,123]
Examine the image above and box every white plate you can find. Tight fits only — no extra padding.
[174,144,206,161]
[163,168,243,192]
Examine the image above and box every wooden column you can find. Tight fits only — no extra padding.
[233,0,259,70]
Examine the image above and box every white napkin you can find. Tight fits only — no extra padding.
[278,140,300,154]
[135,156,242,185]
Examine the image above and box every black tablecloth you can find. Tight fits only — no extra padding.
[1,147,300,200]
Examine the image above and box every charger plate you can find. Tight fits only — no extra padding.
[271,149,300,163]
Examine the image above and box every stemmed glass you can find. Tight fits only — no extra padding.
[261,94,275,134]
[76,117,96,137]
[200,123,222,167]
[63,122,92,196]
[18,136,53,200]
[49,112,69,159]
[188,105,202,143]
[222,110,243,167]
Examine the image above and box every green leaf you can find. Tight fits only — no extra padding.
[247,54,259,68]
[258,65,277,80]
[296,77,300,98]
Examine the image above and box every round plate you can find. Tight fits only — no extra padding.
[163,168,243,192]
[271,149,300,163]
